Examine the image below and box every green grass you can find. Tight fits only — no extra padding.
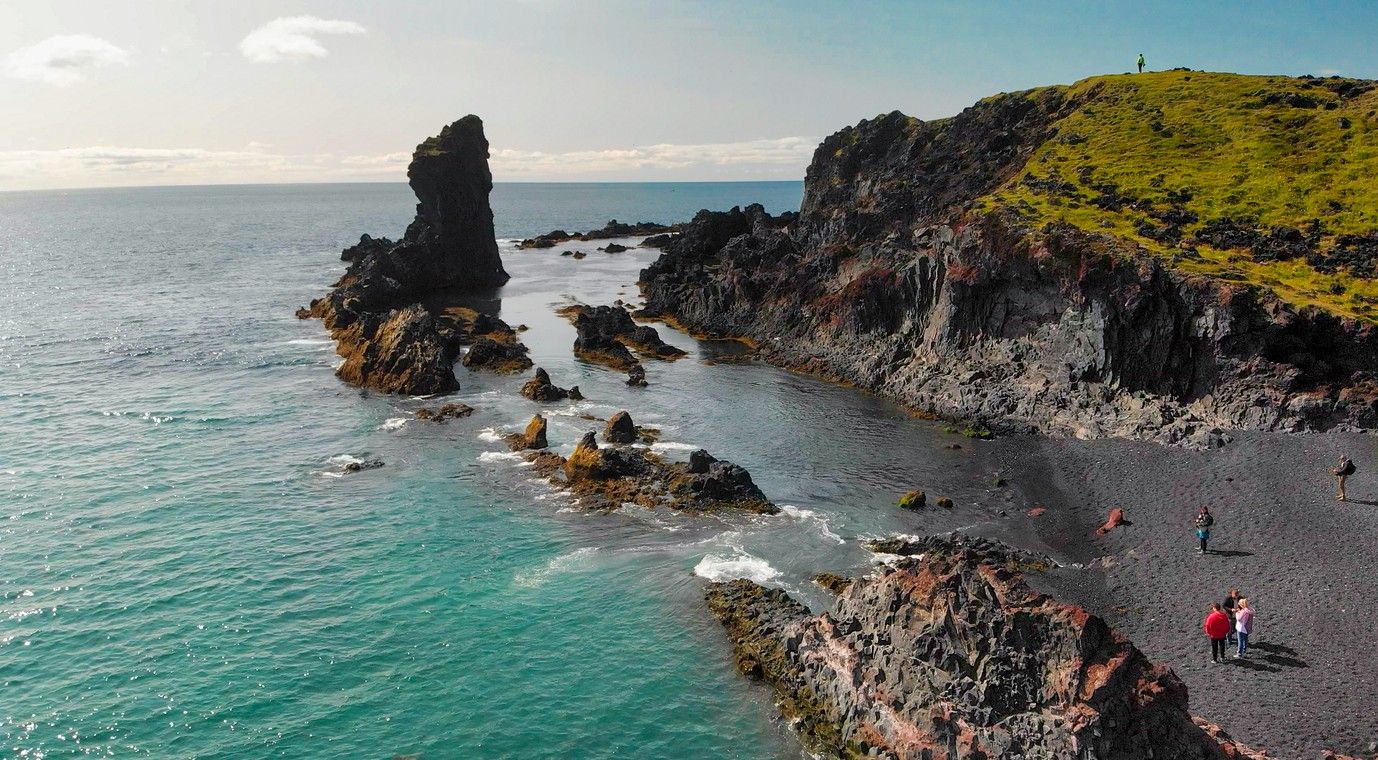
[981,70,1378,322]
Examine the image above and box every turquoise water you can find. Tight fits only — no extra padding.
[0,182,1033,758]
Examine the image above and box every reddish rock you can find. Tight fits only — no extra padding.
[1096,507,1128,535]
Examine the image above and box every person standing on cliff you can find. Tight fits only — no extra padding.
[1194,505,1214,555]
[1331,455,1355,501]
[1137,53,1145,73]
[1204,603,1231,663]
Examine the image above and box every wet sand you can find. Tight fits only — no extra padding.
[980,432,1378,758]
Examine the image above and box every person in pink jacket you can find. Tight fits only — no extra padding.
[1234,598,1255,658]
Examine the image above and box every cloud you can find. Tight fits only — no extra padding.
[239,16,366,63]
[4,34,129,86]
[0,136,819,190]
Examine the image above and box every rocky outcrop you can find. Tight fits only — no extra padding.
[603,411,637,443]
[505,414,548,450]
[639,98,1378,445]
[706,535,1270,759]
[304,116,523,395]
[515,430,776,514]
[558,304,687,384]
[520,367,582,402]
[518,220,679,249]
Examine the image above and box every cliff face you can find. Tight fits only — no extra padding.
[306,116,519,394]
[706,537,1268,759]
[641,79,1378,444]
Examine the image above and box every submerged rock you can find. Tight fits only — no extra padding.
[304,116,525,395]
[415,402,475,422]
[342,458,385,474]
[462,335,532,373]
[517,220,679,249]
[897,490,926,510]
[707,535,1271,758]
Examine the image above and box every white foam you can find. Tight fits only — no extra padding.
[478,451,524,464]
[285,338,332,346]
[477,427,504,443]
[781,505,845,545]
[327,454,364,466]
[693,552,781,583]
[514,547,600,588]
[650,441,698,452]
[379,417,408,431]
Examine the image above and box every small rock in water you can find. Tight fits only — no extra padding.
[897,490,926,510]
[935,496,954,509]
[416,403,475,422]
[343,459,385,473]
[604,411,637,444]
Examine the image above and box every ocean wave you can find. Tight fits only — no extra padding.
[477,451,523,464]
[379,417,408,431]
[780,505,845,545]
[284,338,333,346]
[477,427,504,443]
[693,551,780,583]
[514,547,600,588]
[649,441,698,452]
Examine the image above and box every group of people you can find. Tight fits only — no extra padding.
[1203,589,1255,662]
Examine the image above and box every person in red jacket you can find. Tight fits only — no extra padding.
[1204,602,1231,663]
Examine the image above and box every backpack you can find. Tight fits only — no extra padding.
[1341,459,1357,476]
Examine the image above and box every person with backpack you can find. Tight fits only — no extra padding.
[1137,53,1146,73]
[1235,597,1255,658]
[1194,505,1214,555]
[1204,602,1231,663]
[1332,455,1356,501]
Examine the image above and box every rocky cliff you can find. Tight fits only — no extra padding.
[706,536,1268,759]
[304,115,520,394]
[641,73,1378,444]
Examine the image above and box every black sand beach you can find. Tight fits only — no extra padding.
[980,432,1378,758]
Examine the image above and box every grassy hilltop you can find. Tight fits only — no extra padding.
[980,70,1378,321]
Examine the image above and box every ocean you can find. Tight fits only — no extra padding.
[0,181,1034,759]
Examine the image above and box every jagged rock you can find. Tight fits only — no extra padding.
[600,243,629,253]
[706,535,1273,759]
[519,367,580,402]
[505,414,548,450]
[641,232,678,248]
[343,458,385,473]
[415,402,475,422]
[303,116,524,395]
[625,364,648,387]
[562,304,688,372]
[462,336,532,373]
[636,93,1378,446]
[572,251,586,260]
[897,490,926,509]
[517,433,776,514]
[603,411,637,443]
[689,449,716,473]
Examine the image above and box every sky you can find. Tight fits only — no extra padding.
[2,0,1376,190]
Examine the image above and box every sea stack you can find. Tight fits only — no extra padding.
[305,116,521,394]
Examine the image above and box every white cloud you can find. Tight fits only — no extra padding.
[0,136,818,190]
[239,16,366,63]
[4,34,129,86]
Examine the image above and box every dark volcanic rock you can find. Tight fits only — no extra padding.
[517,220,680,249]
[342,458,385,474]
[600,243,629,253]
[415,402,475,422]
[603,411,637,443]
[520,367,581,402]
[462,335,532,373]
[516,431,777,514]
[566,304,688,369]
[305,116,523,395]
[706,535,1270,759]
[638,98,1378,445]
